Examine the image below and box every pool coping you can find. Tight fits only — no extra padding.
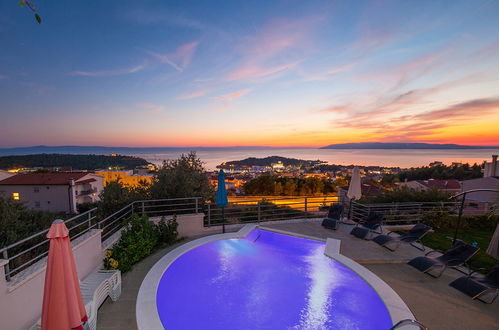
[136,224,415,329]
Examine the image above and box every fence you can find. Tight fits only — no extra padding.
[348,201,462,225]
[204,196,338,226]
[0,197,200,281]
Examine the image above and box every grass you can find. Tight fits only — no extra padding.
[421,228,498,272]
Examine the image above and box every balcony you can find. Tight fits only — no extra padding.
[76,187,97,197]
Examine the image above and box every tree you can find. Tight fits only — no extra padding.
[150,152,214,200]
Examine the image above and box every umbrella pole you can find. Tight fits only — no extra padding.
[222,206,225,233]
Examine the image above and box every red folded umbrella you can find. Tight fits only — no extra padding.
[41,220,88,330]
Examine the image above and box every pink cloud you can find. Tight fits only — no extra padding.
[136,102,166,114]
[213,88,251,101]
[148,41,199,72]
[178,88,212,100]
[70,64,145,77]
[225,15,322,82]
[227,60,300,81]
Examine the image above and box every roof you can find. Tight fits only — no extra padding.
[416,179,461,190]
[0,172,89,185]
[76,178,96,184]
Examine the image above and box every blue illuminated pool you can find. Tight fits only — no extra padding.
[156,229,393,329]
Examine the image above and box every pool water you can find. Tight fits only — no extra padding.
[156,229,392,329]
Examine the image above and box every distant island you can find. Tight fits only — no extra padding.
[0,154,150,171]
[217,156,324,169]
[321,142,499,149]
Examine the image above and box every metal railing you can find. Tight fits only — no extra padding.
[204,196,338,226]
[348,200,462,225]
[0,197,201,281]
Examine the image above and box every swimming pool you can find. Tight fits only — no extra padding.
[137,226,414,329]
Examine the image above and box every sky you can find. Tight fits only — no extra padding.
[0,0,498,148]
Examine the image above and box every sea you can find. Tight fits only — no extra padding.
[132,148,499,170]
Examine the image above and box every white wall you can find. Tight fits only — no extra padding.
[0,230,103,330]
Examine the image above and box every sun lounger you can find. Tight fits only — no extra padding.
[372,223,431,251]
[321,204,344,230]
[350,212,384,240]
[31,269,121,330]
[407,241,479,277]
[449,266,499,303]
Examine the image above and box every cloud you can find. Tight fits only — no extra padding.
[178,88,213,100]
[148,41,199,72]
[136,102,166,114]
[315,105,353,114]
[226,60,300,81]
[225,15,322,82]
[413,97,499,121]
[328,96,499,142]
[123,8,205,30]
[0,74,8,80]
[213,88,251,101]
[70,64,145,77]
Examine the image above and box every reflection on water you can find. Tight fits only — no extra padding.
[156,229,393,329]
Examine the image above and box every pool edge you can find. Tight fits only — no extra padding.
[136,225,416,329]
[136,224,257,330]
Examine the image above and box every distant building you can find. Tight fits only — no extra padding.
[399,179,461,193]
[461,176,499,215]
[338,183,384,199]
[0,172,104,213]
[484,155,499,177]
[271,161,285,171]
[429,161,443,167]
[95,170,153,187]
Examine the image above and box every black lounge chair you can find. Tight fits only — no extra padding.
[372,223,431,251]
[350,212,384,240]
[407,241,480,278]
[321,204,344,230]
[449,266,499,303]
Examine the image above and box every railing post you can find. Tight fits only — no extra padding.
[257,201,261,223]
[195,198,199,213]
[3,250,10,282]
[131,202,134,215]
[453,192,467,245]
[141,201,145,216]
[304,197,308,219]
[88,211,92,230]
[207,204,211,227]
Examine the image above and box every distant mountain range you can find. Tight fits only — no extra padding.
[0,145,280,156]
[321,142,499,149]
[0,143,497,156]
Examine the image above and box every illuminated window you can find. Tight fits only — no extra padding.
[12,192,20,200]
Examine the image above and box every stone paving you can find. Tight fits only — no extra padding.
[97,221,499,330]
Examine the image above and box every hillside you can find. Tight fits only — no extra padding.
[0,154,150,170]
[321,142,498,149]
[217,156,323,168]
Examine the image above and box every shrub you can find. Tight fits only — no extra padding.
[108,214,158,272]
[155,215,179,245]
[103,213,180,273]
[422,210,498,230]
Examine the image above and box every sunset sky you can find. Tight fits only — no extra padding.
[0,0,498,147]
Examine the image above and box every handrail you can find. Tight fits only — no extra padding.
[0,207,98,254]
[0,197,201,281]
[450,188,499,199]
[448,189,499,244]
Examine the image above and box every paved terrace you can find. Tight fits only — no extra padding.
[98,220,499,330]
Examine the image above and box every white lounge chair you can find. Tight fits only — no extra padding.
[31,269,121,330]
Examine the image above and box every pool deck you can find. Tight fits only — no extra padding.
[97,220,499,330]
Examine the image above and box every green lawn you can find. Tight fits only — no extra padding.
[421,228,498,272]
